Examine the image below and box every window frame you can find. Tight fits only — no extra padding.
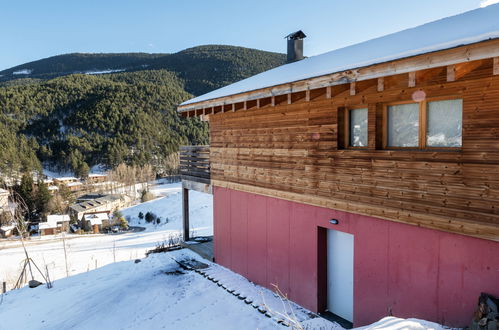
[382,96,463,150]
[343,105,369,149]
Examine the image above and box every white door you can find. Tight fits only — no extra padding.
[327,229,354,322]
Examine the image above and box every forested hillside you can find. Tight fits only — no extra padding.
[0,45,286,177]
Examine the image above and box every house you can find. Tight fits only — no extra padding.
[177,5,499,328]
[53,176,79,185]
[66,181,83,192]
[48,185,59,195]
[0,224,14,238]
[86,173,108,184]
[68,194,130,224]
[81,212,110,233]
[39,215,70,235]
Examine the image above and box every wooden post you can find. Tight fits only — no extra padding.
[408,72,416,87]
[447,65,456,82]
[377,77,384,92]
[182,188,190,241]
[350,82,356,96]
[2,281,6,294]
[494,57,499,75]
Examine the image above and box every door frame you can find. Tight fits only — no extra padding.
[317,226,355,327]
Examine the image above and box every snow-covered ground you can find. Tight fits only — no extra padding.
[0,246,447,330]
[0,249,341,330]
[0,182,212,289]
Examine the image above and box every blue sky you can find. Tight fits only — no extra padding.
[0,0,493,70]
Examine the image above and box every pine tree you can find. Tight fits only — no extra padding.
[35,180,52,217]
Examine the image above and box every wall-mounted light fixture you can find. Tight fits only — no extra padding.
[329,219,339,225]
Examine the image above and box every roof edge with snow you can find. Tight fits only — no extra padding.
[178,4,499,112]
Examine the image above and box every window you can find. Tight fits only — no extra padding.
[349,108,368,147]
[385,98,462,149]
[426,99,462,147]
[387,103,419,147]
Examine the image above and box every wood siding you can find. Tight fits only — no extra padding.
[208,58,499,241]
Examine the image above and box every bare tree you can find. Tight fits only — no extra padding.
[6,190,48,289]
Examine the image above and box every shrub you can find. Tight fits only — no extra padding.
[119,217,129,230]
[156,218,161,224]
[145,212,156,223]
[141,190,155,203]
[113,210,123,220]
[138,212,144,219]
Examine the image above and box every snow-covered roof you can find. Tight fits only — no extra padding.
[47,215,70,223]
[0,225,15,232]
[66,182,83,187]
[40,215,70,229]
[181,4,499,107]
[48,185,59,191]
[39,222,58,229]
[88,173,106,178]
[84,213,109,225]
[55,176,78,181]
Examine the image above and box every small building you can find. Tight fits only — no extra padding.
[38,215,71,236]
[53,176,79,185]
[66,181,83,192]
[86,173,108,184]
[68,194,131,225]
[0,224,15,238]
[82,212,110,233]
[75,193,106,203]
[48,185,59,195]
[177,5,499,328]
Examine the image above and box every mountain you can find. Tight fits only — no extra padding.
[0,45,286,95]
[0,45,286,177]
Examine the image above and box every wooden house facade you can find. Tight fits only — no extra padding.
[178,6,499,327]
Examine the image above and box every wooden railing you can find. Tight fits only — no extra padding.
[179,145,210,184]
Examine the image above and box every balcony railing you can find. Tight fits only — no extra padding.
[179,145,210,184]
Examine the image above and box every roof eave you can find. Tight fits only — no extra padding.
[177,38,499,113]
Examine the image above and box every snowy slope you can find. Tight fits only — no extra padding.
[0,183,212,288]
[0,249,341,330]
[182,4,499,106]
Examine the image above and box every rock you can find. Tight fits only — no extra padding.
[134,259,141,264]
[29,280,42,288]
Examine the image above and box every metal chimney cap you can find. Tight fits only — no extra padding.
[285,30,307,40]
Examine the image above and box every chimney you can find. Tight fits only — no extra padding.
[285,30,307,63]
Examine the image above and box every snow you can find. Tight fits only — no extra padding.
[84,69,125,75]
[181,4,499,106]
[0,183,211,286]
[83,212,108,225]
[481,0,499,8]
[39,215,70,229]
[121,182,213,237]
[88,173,106,178]
[66,181,82,187]
[12,69,32,75]
[0,225,15,231]
[354,316,448,330]
[0,249,336,330]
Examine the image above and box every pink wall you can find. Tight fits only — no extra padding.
[213,186,499,327]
